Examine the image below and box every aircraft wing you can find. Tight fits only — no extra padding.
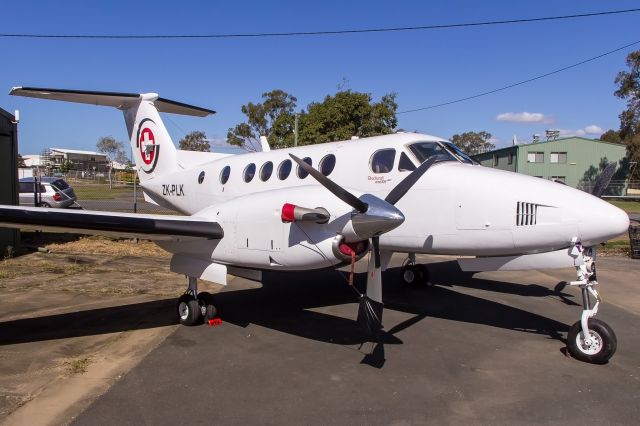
[0,206,223,241]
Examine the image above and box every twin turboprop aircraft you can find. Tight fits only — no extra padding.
[0,87,630,364]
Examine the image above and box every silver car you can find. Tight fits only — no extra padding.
[18,177,77,208]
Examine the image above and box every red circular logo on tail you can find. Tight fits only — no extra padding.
[139,128,156,165]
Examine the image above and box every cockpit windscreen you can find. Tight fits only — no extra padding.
[408,142,456,163]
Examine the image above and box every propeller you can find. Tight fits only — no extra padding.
[289,153,437,339]
[591,162,617,198]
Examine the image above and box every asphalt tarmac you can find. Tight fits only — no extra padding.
[73,255,640,425]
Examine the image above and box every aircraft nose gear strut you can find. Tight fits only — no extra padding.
[566,246,617,364]
[176,276,218,326]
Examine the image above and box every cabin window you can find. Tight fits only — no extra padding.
[278,159,292,180]
[319,154,336,176]
[398,152,416,171]
[370,149,396,173]
[220,166,230,184]
[550,152,567,163]
[296,157,312,179]
[260,161,273,181]
[243,163,256,182]
[527,152,544,163]
[198,171,205,184]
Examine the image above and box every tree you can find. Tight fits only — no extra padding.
[178,131,211,152]
[227,90,297,150]
[449,131,495,156]
[96,136,124,188]
[16,154,26,168]
[599,129,622,144]
[58,160,73,174]
[614,50,640,178]
[227,89,398,150]
[298,91,398,145]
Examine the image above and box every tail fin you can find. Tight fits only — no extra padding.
[9,87,215,181]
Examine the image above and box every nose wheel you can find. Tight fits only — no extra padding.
[176,277,218,326]
[400,253,433,287]
[566,245,617,364]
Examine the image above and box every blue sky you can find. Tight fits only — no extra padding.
[1,0,639,155]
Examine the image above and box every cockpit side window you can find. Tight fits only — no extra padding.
[442,142,477,164]
[369,149,396,174]
[398,152,416,171]
[408,142,456,163]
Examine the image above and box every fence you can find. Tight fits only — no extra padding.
[63,178,177,215]
[577,180,640,197]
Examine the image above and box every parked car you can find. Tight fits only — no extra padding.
[18,177,77,208]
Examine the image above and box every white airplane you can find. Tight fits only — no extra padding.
[0,87,630,365]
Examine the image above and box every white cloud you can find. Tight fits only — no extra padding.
[557,125,603,138]
[496,112,550,123]
[584,125,603,134]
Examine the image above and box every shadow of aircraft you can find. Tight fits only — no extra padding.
[0,260,570,368]
[0,299,178,346]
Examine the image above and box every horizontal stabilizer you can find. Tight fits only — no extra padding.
[9,87,216,117]
[0,206,223,241]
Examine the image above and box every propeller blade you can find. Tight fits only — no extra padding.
[289,154,368,213]
[384,156,437,205]
[591,162,617,198]
[357,236,384,338]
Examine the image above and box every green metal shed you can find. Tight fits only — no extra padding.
[0,107,19,256]
[473,137,628,188]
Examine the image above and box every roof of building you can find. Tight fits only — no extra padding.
[475,136,626,157]
[49,148,107,156]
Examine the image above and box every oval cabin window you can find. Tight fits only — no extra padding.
[278,159,292,180]
[297,157,312,179]
[319,154,336,176]
[243,163,256,183]
[219,166,230,184]
[260,161,273,181]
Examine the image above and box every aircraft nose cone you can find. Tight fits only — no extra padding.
[580,197,630,245]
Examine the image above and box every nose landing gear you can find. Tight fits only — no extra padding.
[177,277,218,326]
[400,253,433,287]
[566,246,617,364]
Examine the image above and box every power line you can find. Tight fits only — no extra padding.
[1,8,639,39]
[397,39,640,114]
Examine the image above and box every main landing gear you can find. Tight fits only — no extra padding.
[177,277,218,326]
[566,246,617,364]
[400,253,433,287]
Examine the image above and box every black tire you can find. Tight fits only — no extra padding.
[40,202,51,208]
[197,292,218,320]
[567,318,617,364]
[177,294,201,326]
[417,264,433,287]
[400,265,423,286]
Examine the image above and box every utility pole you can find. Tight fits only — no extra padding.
[294,113,299,147]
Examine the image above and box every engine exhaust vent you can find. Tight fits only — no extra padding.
[516,202,538,226]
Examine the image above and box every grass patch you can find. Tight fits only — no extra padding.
[0,270,15,280]
[600,240,631,256]
[65,357,92,374]
[608,199,640,213]
[72,184,132,200]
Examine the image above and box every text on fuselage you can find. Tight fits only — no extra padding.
[162,184,185,196]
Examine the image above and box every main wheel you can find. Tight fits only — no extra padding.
[400,264,423,286]
[417,264,433,287]
[177,294,202,326]
[198,291,218,320]
[567,318,617,364]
